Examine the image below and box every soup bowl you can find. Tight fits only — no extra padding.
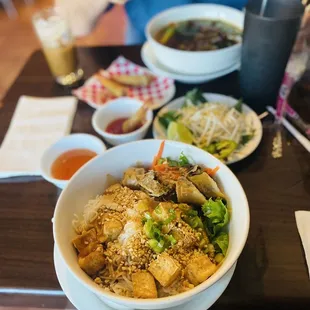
[146,4,244,75]
[53,140,249,309]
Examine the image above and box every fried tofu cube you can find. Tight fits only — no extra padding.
[132,271,158,298]
[72,228,97,253]
[103,220,123,240]
[79,242,100,257]
[148,253,181,287]
[185,255,217,286]
[78,245,106,276]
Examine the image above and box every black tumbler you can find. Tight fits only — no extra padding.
[240,0,304,113]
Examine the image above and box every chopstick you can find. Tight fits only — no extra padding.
[266,106,310,153]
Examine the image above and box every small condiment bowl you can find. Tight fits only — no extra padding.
[40,133,106,189]
[91,97,153,146]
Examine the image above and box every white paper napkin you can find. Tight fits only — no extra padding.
[0,96,77,178]
[295,210,310,278]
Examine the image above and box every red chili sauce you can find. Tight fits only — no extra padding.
[105,117,142,135]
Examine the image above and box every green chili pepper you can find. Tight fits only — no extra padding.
[205,143,217,154]
[215,140,238,159]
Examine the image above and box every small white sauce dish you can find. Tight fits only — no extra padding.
[91,97,153,146]
[40,133,106,189]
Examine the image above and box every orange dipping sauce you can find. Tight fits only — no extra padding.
[51,149,97,180]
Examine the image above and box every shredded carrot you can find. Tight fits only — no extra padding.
[170,173,181,180]
[151,140,165,169]
[205,166,220,177]
[153,164,168,171]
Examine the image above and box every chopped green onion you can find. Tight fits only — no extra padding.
[179,152,190,166]
[154,205,162,215]
[186,209,198,217]
[158,158,165,165]
[148,239,165,253]
[143,219,162,241]
[165,234,177,246]
[163,208,176,225]
[214,253,224,263]
[144,212,152,220]
[167,157,179,167]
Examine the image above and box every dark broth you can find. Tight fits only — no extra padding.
[155,19,242,51]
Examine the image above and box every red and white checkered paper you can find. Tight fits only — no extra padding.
[73,56,175,110]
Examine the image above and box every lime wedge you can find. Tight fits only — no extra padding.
[167,122,193,144]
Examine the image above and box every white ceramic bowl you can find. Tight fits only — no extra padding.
[40,133,106,189]
[92,97,153,146]
[146,4,244,75]
[53,140,249,310]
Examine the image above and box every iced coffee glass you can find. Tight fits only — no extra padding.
[32,7,83,86]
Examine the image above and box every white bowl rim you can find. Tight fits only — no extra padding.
[40,133,106,185]
[91,98,153,139]
[146,3,244,55]
[53,139,250,307]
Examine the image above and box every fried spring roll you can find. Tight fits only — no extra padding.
[95,74,127,97]
[122,105,148,133]
[111,74,154,87]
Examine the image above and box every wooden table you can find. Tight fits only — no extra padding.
[1,46,310,309]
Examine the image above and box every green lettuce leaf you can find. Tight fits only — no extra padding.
[179,152,190,166]
[202,198,229,236]
[166,152,190,167]
[213,232,229,256]
[234,98,243,112]
[185,88,207,106]
[158,111,179,129]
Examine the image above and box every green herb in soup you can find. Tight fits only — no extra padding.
[156,19,242,51]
